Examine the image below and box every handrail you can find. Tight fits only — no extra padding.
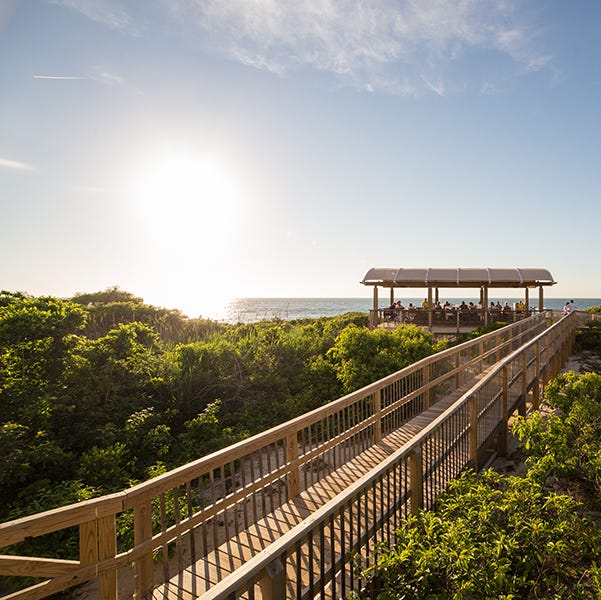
[0,312,572,600]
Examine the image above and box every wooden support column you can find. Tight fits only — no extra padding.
[423,364,430,409]
[79,520,118,600]
[389,287,394,306]
[79,519,98,578]
[409,447,423,514]
[525,287,530,311]
[498,366,508,457]
[520,352,527,416]
[538,286,544,312]
[483,287,489,325]
[134,499,154,600]
[374,388,382,442]
[260,557,286,600]
[373,285,379,311]
[469,395,479,471]
[98,515,118,600]
[533,341,541,410]
[435,287,439,303]
[455,353,461,390]
[286,432,300,498]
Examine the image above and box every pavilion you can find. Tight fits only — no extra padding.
[361,267,556,331]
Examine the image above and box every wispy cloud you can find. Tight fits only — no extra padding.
[88,68,124,86]
[50,0,138,35]
[0,158,35,171]
[176,0,552,95]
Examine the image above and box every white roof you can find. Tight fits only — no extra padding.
[361,267,556,288]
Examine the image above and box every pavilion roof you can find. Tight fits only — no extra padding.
[361,267,556,288]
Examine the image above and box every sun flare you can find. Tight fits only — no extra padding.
[131,152,245,309]
[133,153,239,240]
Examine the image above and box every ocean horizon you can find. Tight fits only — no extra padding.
[211,297,601,324]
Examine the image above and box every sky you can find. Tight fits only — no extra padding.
[1,1,601,318]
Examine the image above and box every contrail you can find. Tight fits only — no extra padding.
[33,75,86,80]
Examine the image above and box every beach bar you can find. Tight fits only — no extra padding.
[361,267,556,331]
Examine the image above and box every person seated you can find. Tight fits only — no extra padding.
[421,298,430,309]
[384,303,395,319]
[459,301,468,311]
[396,300,405,310]
[502,301,511,312]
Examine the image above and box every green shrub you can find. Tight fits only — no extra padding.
[356,470,601,599]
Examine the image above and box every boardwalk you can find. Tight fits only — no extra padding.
[154,374,482,600]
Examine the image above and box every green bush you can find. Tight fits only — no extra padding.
[356,470,601,599]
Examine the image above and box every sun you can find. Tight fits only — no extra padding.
[130,152,245,312]
[133,153,239,244]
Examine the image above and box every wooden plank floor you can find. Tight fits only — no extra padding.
[153,377,480,600]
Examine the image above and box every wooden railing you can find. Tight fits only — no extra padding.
[0,312,576,600]
[200,311,583,600]
[370,306,534,329]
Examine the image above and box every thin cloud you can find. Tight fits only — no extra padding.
[178,0,552,95]
[0,158,35,171]
[50,0,138,35]
[88,69,125,86]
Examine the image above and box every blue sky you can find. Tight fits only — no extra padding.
[1,1,600,318]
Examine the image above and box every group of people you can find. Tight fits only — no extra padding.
[387,299,527,312]
[563,300,578,314]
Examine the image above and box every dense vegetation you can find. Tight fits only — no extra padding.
[0,289,444,529]
[354,365,601,597]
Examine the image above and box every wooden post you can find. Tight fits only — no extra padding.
[134,499,154,600]
[409,447,423,514]
[286,432,300,498]
[538,285,544,312]
[260,557,286,600]
[374,388,382,442]
[519,351,527,416]
[455,353,461,389]
[525,287,530,312]
[99,515,118,600]
[533,341,540,410]
[389,287,394,306]
[79,520,98,574]
[80,511,118,600]
[498,366,508,457]
[483,287,489,325]
[469,395,479,471]
[423,365,430,409]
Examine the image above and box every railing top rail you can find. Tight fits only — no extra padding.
[0,314,543,533]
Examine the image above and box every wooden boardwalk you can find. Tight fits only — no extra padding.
[154,376,482,600]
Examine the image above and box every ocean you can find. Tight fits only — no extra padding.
[216,297,601,324]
